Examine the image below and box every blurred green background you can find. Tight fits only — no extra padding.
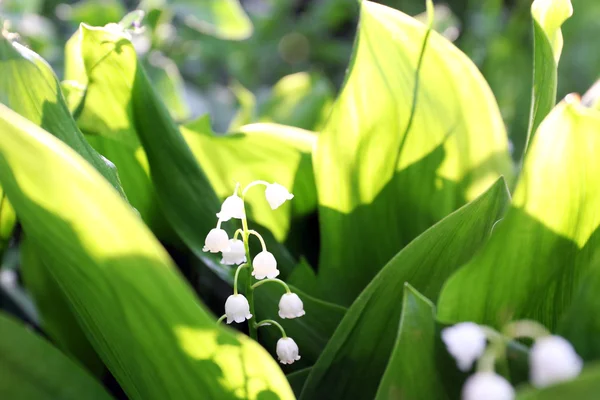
[1,0,599,157]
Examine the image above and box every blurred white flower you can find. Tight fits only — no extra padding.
[442,322,486,371]
[265,182,294,210]
[252,251,279,279]
[530,335,583,388]
[216,193,244,221]
[221,239,246,265]
[279,293,305,319]
[462,372,514,400]
[224,294,252,324]
[203,228,229,253]
[276,337,301,365]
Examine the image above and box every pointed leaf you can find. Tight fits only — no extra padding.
[313,1,513,305]
[300,178,509,400]
[437,96,600,329]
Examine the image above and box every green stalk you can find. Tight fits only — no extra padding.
[241,207,257,341]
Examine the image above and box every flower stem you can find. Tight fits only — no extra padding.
[255,319,287,338]
[233,263,248,295]
[217,314,226,324]
[248,230,267,251]
[240,200,257,341]
[242,180,269,197]
[503,320,550,339]
[251,278,291,293]
[233,229,244,240]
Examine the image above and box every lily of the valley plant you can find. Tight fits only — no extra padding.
[204,180,303,365]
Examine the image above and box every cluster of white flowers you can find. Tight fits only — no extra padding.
[442,321,583,400]
[205,181,304,365]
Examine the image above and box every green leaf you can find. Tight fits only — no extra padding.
[524,0,573,154]
[516,363,600,400]
[228,81,257,131]
[0,104,294,400]
[0,34,124,197]
[287,367,311,398]
[20,236,103,376]
[0,312,112,400]
[313,0,513,305]
[64,0,127,26]
[374,284,448,400]
[256,72,334,131]
[181,121,317,241]
[64,26,173,239]
[166,0,253,40]
[300,178,510,400]
[437,96,600,329]
[143,52,190,121]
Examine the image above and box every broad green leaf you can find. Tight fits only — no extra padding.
[161,0,253,40]
[374,284,448,400]
[63,0,127,26]
[524,0,573,154]
[516,363,600,400]
[313,1,513,305]
[0,312,112,400]
[143,51,190,121]
[0,104,294,400]
[287,367,311,398]
[20,236,103,375]
[300,178,510,400]
[0,187,16,253]
[228,81,257,131]
[64,26,173,239]
[0,35,124,197]
[437,96,600,329]
[182,121,317,241]
[256,72,334,131]
[559,254,600,360]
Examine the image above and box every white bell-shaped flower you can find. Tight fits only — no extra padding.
[462,372,514,400]
[442,322,487,371]
[276,337,301,365]
[216,194,244,221]
[279,293,305,319]
[203,228,229,253]
[252,251,279,280]
[265,183,294,210]
[221,239,246,265]
[224,294,252,324]
[530,335,583,388]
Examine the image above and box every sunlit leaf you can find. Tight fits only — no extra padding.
[0,312,112,400]
[524,0,572,154]
[300,178,509,400]
[313,0,513,305]
[0,104,294,400]
[143,51,190,121]
[437,95,600,330]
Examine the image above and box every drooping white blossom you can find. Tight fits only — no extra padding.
[224,294,252,324]
[278,293,305,319]
[276,337,301,365]
[221,239,246,265]
[441,322,487,371]
[252,251,279,279]
[203,228,229,253]
[265,183,294,210]
[530,335,583,388]
[462,372,514,400]
[216,193,245,221]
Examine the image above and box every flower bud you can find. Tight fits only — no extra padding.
[224,294,252,324]
[441,322,486,371]
[216,194,244,221]
[462,372,514,400]
[279,293,305,319]
[276,337,301,365]
[530,335,582,388]
[221,239,246,265]
[203,228,229,253]
[265,183,294,210]
[252,251,279,280]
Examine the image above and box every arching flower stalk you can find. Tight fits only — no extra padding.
[208,180,304,365]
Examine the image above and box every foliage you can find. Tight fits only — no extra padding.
[1,0,600,399]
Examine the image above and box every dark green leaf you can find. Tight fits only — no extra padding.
[516,363,600,400]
